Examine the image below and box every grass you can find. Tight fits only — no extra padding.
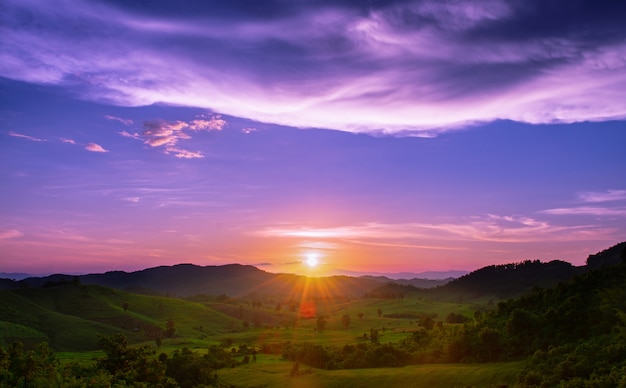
[217,354,523,388]
[0,320,47,348]
[0,283,238,351]
[2,282,519,387]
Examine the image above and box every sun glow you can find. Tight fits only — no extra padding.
[304,253,319,268]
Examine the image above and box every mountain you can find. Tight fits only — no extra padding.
[6,241,624,300]
[0,273,32,281]
[431,259,584,300]
[359,275,452,289]
[328,268,468,280]
[16,264,384,299]
[0,282,234,351]
[585,241,626,269]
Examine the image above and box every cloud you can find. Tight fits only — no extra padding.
[536,190,626,217]
[123,197,140,203]
[60,137,76,144]
[9,131,45,142]
[256,214,616,244]
[539,207,626,217]
[85,143,109,152]
[188,115,226,131]
[295,241,341,250]
[166,148,204,159]
[578,190,626,203]
[117,115,221,158]
[3,0,626,135]
[0,229,23,239]
[105,115,133,126]
[119,130,142,140]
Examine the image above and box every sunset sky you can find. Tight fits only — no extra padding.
[1,0,626,276]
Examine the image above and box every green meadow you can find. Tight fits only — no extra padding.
[3,257,626,387]
[217,354,522,388]
[1,281,516,386]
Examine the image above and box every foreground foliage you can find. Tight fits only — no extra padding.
[1,243,624,386]
[0,335,241,387]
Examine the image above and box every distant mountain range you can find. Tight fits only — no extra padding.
[327,268,468,280]
[0,273,34,281]
[2,241,624,300]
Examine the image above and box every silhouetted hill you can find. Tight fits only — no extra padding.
[18,264,383,299]
[0,273,32,281]
[0,283,234,351]
[585,241,626,270]
[432,259,584,300]
[359,275,451,288]
[0,278,19,290]
[431,242,626,300]
[365,282,424,299]
[9,242,625,300]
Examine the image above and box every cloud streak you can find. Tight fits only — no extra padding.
[256,214,617,244]
[119,115,224,158]
[2,0,626,135]
[105,115,133,126]
[9,131,46,142]
[0,229,23,239]
[85,143,109,153]
[539,207,626,217]
[578,190,626,203]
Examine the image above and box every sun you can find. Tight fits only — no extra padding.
[304,253,319,268]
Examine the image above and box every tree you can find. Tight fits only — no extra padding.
[358,312,364,319]
[97,334,169,385]
[377,308,382,318]
[123,302,129,312]
[276,303,282,312]
[341,314,351,329]
[419,316,435,330]
[370,328,380,344]
[165,319,176,338]
[316,315,327,331]
[290,361,300,377]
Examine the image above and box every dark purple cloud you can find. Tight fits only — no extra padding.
[2,0,626,135]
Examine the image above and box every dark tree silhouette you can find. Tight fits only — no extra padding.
[316,315,327,331]
[341,314,351,329]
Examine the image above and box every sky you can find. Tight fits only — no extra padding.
[1,0,626,277]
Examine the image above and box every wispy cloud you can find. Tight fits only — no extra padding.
[105,115,133,126]
[3,1,625,135]
[256,214,616,244]
[119,130,142,140]
[295,241,342,250]
[539,207,626,217]
[537,189,626,217]
[60,137,76,144]
[166,148,204,159]
[578,190,626,203]
[118,114,223,158]
[0,229,23,239]
[85,143,109,153]
[9,131,46,142]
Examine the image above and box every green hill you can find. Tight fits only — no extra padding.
[0,283,234,351]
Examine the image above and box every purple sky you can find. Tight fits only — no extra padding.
[1,0,625,276]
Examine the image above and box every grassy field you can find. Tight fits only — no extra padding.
[217,354,523,388]
[0,283,236,351]
[2,283,513,387]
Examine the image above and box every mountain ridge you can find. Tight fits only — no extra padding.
[2,241,624,300]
